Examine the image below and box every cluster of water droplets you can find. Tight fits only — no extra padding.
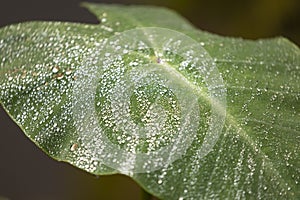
[72,27,227,174]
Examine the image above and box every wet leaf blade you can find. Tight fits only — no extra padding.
[0,3,299,200]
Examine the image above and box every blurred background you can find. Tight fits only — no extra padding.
[0,0,299,200]
[0,0,299,44]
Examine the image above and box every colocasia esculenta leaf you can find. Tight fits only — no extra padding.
[0,3,299,199]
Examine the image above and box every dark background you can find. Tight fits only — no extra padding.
[0,0,299,200]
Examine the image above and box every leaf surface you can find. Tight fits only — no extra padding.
[0,3,299,199]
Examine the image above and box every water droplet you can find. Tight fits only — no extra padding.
[65,69,72,76]
[56,73,64,80]
[156,57,162,64]
[52,66,59,73]
[70,143,78,151]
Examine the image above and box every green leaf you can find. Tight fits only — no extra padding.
[0,3,299,199]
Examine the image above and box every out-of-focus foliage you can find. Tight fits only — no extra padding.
[141,0,300,45]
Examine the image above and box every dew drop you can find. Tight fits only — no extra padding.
[65,69,73,76]
[52,66,59,73]
[70,143,78,151]
[56,73,64,80]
